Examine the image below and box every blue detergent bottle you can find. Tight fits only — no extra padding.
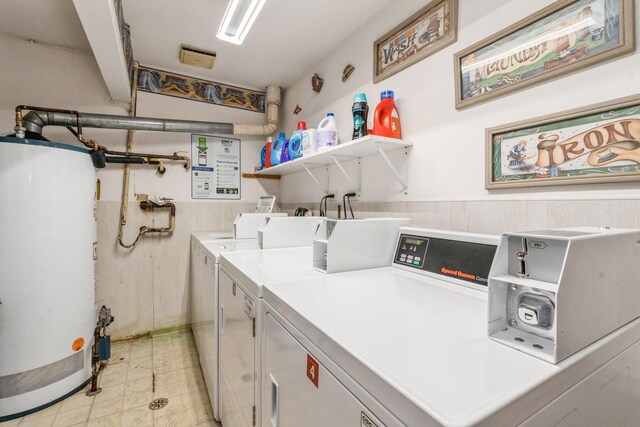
[270,132,287,166]
[288,121,306,160]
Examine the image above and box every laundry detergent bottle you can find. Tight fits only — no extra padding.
[317,113,338,151]
[270,132,287,166]
[352,93,368,139]
[373,90,402,139]
[264,136,273,168]
[288,121,306,160]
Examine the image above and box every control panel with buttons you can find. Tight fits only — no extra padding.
[393,234,497,286]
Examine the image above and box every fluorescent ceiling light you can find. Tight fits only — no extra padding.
[216,0,266,45]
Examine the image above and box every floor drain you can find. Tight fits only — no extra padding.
[149,398,168,410]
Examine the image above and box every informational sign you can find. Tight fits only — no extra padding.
[191,134,241,199]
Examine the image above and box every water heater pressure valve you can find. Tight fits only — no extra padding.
[97,305,114,328]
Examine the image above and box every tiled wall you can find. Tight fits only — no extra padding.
[281,199,640,234]
[97,201,256,340]
[100,198,639,339]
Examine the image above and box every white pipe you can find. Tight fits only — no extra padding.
[233,85,280,136]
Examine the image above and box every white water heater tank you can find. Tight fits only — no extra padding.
[0,137,96,420]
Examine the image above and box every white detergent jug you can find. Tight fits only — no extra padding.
[317,113,338,151]
[301,129,317,156]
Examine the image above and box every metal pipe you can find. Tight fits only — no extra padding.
[120,64,139,239]
[139,201,176,233]
[22,111,235,135]
[19,85,281,137]
[105,156,145,164]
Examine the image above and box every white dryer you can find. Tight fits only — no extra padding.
[190,216,321,421]
[217,217,410,427]
[217,247,323,427]
[261,227,640,426]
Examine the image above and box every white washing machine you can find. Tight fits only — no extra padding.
[217,218,409,427]
[218,247,324,427]
[190,217,321,422]
[261,227,640,426]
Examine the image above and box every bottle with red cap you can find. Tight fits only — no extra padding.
[288,121,306,160]
[373,90,402,139]
[262,137,273,168]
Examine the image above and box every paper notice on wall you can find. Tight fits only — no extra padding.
[191,134,241,199]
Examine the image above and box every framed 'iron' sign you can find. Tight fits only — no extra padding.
[486,94,640,189]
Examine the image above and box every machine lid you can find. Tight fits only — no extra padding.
[261,268,577,426]
[220,246,320,297]
[0,136,90,155]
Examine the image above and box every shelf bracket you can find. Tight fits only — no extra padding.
[303,164,327,193]
[377,143,408,191]
[332,156,355,184]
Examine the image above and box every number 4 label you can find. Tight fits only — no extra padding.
[306,354,319,387]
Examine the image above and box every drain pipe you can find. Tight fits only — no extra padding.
[15,86,281,138]
[119,64,139,248]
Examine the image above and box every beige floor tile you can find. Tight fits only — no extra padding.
[120,405,152,426]
[125,356,153,381]
[154,368,206,398]
[153,350,198,374]
[89,398,124,421]
[19,415,56,427]
[181,391,214,425]
[21,403,60,422]
[129,338,152,351]
[0,417,22,427]
[93,383,125,404]
[109,342,131,362]
[13,332,213,427]
[123,377,153,396]
[171,332,193,348]
[52,405,91,427]
[59,391,95,413]
[86,413,121,427]
[123,390,154,411]
[128,346,152,361]
[151,335,174,355]
[99,364,128,387]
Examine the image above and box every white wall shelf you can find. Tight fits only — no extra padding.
[254,135,412,192]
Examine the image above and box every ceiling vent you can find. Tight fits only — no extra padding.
[179,44,216,69]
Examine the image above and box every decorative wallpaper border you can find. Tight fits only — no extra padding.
[114,0,134,88]
[137,65,266,113]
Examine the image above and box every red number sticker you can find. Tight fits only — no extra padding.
[232,283,236,296]
[306,354,319,387]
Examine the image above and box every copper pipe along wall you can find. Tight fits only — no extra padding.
[139,201,176,233]
[118,64,139,248]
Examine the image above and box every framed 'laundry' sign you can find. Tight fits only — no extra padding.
[486,95,640,189]
[137,66,266,113]
[373,0,458,83]
[455,0,635,109]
